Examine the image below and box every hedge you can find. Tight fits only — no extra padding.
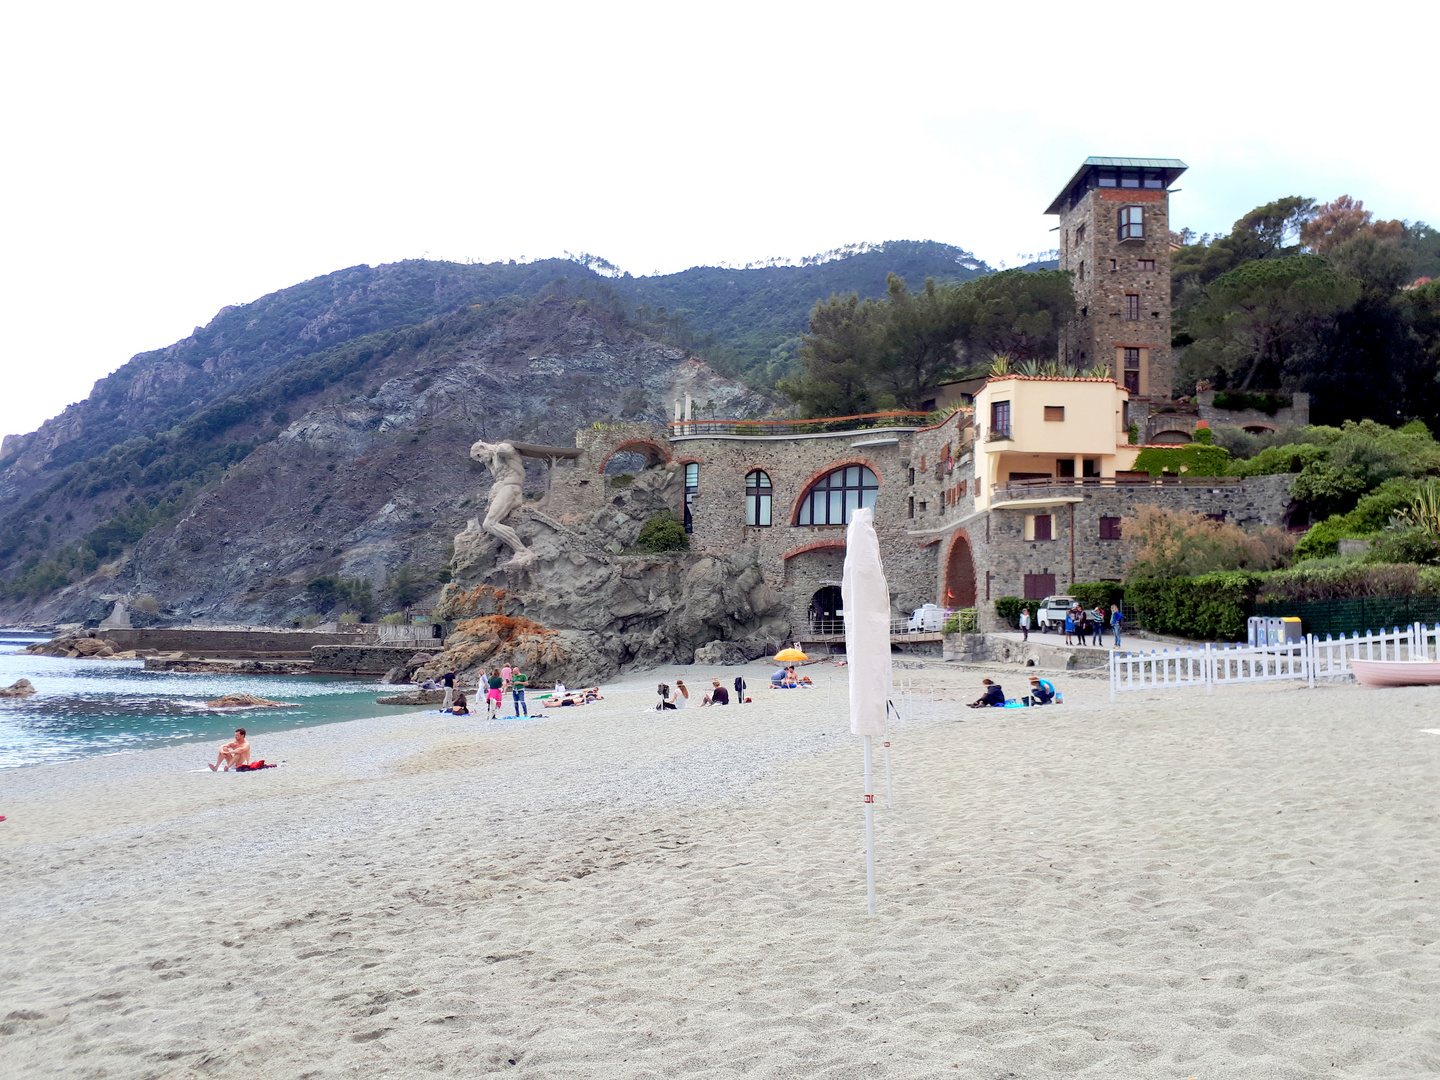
[1131,444,1232,477]
[1069,581,1124,610]
[1124,572,1260,641]
[993,596,1035,628]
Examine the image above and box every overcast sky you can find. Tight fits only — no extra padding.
[2,0,1436,438]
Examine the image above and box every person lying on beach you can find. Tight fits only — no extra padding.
[209,728,251,771]
[421,678,439,690]
[583,686,602,702]
[968,679,1006,708]
[700,679,729,706]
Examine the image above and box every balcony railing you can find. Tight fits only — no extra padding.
[993,474,1242,498]
[669,411,934,437]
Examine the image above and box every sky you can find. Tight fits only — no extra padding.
[2,0,1436,438]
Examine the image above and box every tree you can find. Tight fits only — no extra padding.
[1171,197,1315,304]
[384,564,429,610]
[1180,255,1360,390]
[778,292,884,416]
[1301,195,1404,254]
[873,275,967,408]
[1125,505,1292,579]
[955,268,1074,364]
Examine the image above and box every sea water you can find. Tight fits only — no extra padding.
[0,632,419,769]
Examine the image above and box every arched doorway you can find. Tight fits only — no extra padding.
[810,586,844,634]
[944,532,977,609]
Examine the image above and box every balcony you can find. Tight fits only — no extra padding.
[990,474,1242,505]
[669,411,934,438]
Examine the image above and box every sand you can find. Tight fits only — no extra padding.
[2,661,1437,1079]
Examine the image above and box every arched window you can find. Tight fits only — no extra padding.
[797,465,878,526]
[745,470,772,526]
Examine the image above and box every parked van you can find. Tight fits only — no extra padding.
[1035,595,1077,632]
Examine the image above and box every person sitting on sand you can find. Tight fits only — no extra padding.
[968,679,1006,708]
[770,667,787,687]
[1028,675,1056,705]
[209,728,251,771]
[673,679,690,708]
[448,692,469,715]
[700,679,729,706]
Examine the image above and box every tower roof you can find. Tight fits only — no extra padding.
[1045,157,1187,215]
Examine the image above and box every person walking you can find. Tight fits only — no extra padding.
[1111,604,1124,647]
[1019,606,1030,642]
[510,668,528,717]
[441,669,457,710]
[487,669,504,719]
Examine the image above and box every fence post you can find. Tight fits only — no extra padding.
[1109,649,1115,703]
[1307,634,1315,690]
[1205,642,1212,694]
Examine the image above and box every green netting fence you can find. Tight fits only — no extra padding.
[1252,595,1440,639]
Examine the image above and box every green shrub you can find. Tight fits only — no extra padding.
[1227,442,1329,478]
[635,514,689,553]
[609,473,634,488]
[1365,528,1440,566]
[1211,391,1291,414]
[1293,478,1420,560]
[1069,581,1124,610]
[993,596,1037,628]
[1253,562,1427,603]
[1124,572,1260,640]
[1132,444,1231,477]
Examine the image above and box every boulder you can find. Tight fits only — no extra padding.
[693,640,753,666]
[0,678,36,697]
[382,665,409,684]
[204,694,297,709]
[375,688,447,706]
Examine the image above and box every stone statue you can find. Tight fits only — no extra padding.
[469,439,535,568]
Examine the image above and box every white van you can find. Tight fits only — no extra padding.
[1034,595,1077,632]
[907,604,944,632]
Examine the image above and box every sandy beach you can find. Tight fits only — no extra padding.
[2,661,1437,1078]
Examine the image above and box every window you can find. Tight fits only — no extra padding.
[1137,258,1155,271]
[1026,515,1053,541]
[1044,405,1065,422]
[1123,348,1141,394]
[744,470,772,526]
[1078,260,1085,281]
[1075,224,1085,246]
[908,496,915,519]
[1142,170,1164,189]
[989,400,1011,439]
[1109,258,1117,272]
[683,463,699,533]
[1125,294,1141,320]
[1057,459,1075,478]
[908,467,915,486]
[1118,205,1144,241]
[1120,171,1140,189]
[796,465,878,526]
[1099,516,1122,540]
[1083,458,1100,478]
[1097,168,1117,188]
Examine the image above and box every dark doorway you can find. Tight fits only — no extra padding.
[1024,573,1056,599]
[810,586,844,634]
[944,533,977,609]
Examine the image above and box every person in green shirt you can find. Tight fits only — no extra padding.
[510,670,528,717]
[486,670,504,719]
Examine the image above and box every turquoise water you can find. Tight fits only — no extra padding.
[0,632,418,769]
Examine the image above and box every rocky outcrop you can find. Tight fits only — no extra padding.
[26,634,114,658]
[411,462,791,684]
[375,688,447,706]
[204,694,297,709]
[0,678,36,697]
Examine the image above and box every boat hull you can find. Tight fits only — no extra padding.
[1350,659,1440,688]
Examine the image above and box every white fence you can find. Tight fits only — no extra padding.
[1110,623,1439,700]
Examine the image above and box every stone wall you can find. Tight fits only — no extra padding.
[97,627,372,657]
[310,645,424,674]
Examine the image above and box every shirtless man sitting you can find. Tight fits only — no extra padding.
[209,728,251,771]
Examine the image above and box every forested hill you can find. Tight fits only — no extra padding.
[614,240,994,382]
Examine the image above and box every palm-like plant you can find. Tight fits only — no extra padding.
[988,354,1013,377]
[1393,480,1440,536]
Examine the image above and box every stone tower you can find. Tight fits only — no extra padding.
[1047,157,1187,404]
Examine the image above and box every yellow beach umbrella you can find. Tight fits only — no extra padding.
[774,647,809,662]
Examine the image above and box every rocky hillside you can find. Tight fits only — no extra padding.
[0,294,767,625]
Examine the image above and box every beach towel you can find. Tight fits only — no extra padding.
[235,760,276,771]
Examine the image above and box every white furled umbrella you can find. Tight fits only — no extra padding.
[842,506,893,915]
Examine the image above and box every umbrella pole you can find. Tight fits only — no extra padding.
[884,732,893,809]
[863,735,876,915]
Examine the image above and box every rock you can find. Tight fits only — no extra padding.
[72,638,110,657]
[693,640,753,666]
[204,694,297,709]
[375,688,447,706]
[382,665,409,684]
[0,678,36,697]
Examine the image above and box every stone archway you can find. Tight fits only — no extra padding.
[598,439,671,474]
[944,531,977,609]
[810,586,844,634]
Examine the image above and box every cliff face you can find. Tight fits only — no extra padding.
[6,297,771,626]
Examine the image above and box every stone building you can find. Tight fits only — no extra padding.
[530,157,1299,642]
[1049,156,1187,412]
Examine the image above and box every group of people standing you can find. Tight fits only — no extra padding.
[1017,603,1123,647]
[427,665,530,718]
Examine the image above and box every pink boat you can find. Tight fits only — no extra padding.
[1350,659,1440,687]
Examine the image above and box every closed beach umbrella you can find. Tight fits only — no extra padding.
[774,647,809,662]
[842,506,892,914]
